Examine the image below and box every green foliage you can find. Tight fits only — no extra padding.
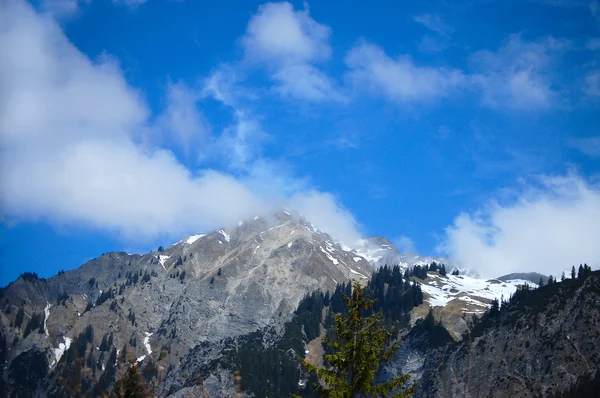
[112,363,151,397]
[368,265,423,326]
[233,327,305,397]
[408,309,453,349]
[300,282,414,398]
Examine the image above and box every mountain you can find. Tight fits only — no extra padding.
[0,212,373,397]
[416,271,600,397]
[0,211,586,397]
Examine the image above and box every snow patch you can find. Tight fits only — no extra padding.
[51,336,72,368]
[186,234,205,245]
[287,242,293,248]
[143,332,153,355]
[319,246,339,265]
[136,355,146,363]
[254,245,260,255]
[353,257,362,262]
[349,268,368,279]
[238,221,243,226]
[420,274,534,309]
[218,230,230,243]
[158,255,170,270]
[44,303,52,337]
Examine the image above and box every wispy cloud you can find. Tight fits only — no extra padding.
[413,13,454,53]
[469,35,567,109]
[345,41,466,102]
[413,13,454,36]
[157,82,211,157]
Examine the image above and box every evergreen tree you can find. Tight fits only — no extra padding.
[571,266,576,280]
[561,271,566,282]
[217,268,222,276]
[112,363,150,397]
[300,282,414,397]
[439,264,447,277]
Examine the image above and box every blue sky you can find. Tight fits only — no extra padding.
[1,0,600,285]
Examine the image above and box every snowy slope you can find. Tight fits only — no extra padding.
[419,273,535,314]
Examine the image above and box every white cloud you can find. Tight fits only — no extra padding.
[0,0,361,246]
[157,82,211,155]
[413,13,454,36]
[345,41,466,102]
[289,191,362,246]
[241,2,342,101]
[469,35,565,109]
[442,174,600,278]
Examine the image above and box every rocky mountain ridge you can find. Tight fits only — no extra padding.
[0,211,568,397]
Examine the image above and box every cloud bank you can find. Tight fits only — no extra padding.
[442,174,600,278]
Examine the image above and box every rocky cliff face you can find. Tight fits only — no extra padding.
[0,212,373,397]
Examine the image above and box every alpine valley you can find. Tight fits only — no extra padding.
[1,212,599,397]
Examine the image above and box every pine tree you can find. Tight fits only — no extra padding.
[571,266,576,280]
[112,364,149,397]
[299,282,414,397]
